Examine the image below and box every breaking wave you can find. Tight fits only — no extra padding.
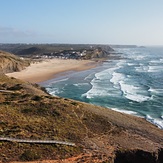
[44,47,163,129]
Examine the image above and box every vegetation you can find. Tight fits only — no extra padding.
[0,51,163,162]
[0,50,30,73]
[0,73,163,162]
[0,43,114,56]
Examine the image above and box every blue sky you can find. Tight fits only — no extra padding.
[0,0,163,45]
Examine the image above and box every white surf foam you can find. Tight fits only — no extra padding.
[148,65,163,72]
[110,72,125,89]
[83,89,107,99]
[110,107,138,115]
[146,115,163,129]
[110,108,163,129]
[84,73,94,81]
[119,81,150,102]
[94,64,121,81]
[131,55,146,61]
[149,88,163,94]
[84,67,122,99]
[127,63,136,66]
[150,59,163,64]
[73,83,89,87]
[46,87,62,96]
[110,72,125,85]
[116,60,126,67]
[51,78,69,84]
[135,65,149,72]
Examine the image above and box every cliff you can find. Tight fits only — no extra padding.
[0,50,30,74]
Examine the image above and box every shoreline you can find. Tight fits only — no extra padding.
[6,59,99,83]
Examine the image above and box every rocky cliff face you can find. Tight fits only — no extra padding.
[0,50,30,74]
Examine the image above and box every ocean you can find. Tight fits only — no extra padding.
[40,46,163,129]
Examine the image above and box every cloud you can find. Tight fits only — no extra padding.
[0,26,38,37]
[0,26,42,43]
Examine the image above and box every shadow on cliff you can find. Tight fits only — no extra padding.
[114,149,163,163]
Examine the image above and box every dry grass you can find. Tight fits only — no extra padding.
[0,74,163,162]
[0,50,30,74]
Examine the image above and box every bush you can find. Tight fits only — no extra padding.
[21,108,33,114]
[8,84,22,90]
[20,150,40,161]
[31,95,42,101]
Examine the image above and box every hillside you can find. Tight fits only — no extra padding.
[0,50,30,73]
[0,44,114,55]
[0,52,163,162]
[0,74,163,163]
[0,44,114,59]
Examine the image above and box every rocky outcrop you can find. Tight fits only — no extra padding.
[83,47,113,59]
[0,50,30,73]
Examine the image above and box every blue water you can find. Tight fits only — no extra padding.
[41,47,163,129]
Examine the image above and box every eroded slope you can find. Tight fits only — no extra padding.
[0,51,30,73]
[0,74,163,163]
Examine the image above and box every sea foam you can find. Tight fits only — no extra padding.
[73,83,89,87]
[148,65,163,72]
[146,115,163,129]
[135,65,149,72]
[149,88,163,94]
[84,67,121,99]
[119,81,150,102]
[110,72,125,86]
[110,107,138,115]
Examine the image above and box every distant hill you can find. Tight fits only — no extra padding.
[16,46,42,56]
[0,43,114,57]
[0,50,30,73]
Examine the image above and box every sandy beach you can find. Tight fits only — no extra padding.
[6,59,97,83]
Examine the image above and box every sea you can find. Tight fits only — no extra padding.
[40,46,163,129]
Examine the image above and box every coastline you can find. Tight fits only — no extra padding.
[1,50,163,162]
[6,59,98,83]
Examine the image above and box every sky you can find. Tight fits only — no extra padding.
[0,0,163,45]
